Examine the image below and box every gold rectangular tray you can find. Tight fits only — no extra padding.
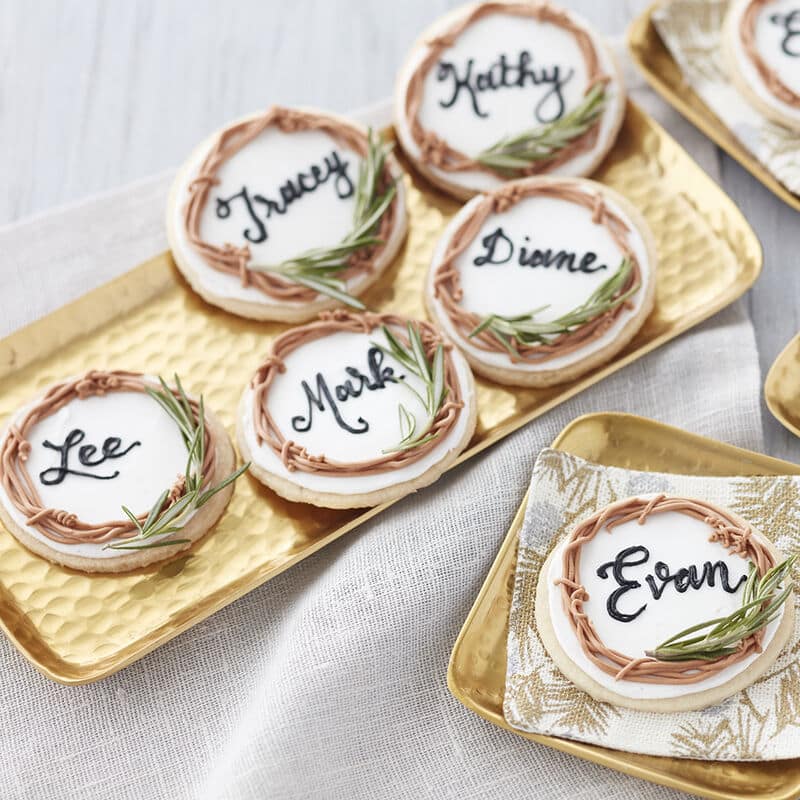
[448,412,800,800]
[0,100,762,685]
[766,332,800,439]
[628,1,800,213]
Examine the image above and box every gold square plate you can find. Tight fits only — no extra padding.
[448,412,800,800]
[766,332,800,439]
[627,1,800,213]
[0,101,762,685]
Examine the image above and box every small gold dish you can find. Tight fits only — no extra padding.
[765,332,800,439]
[628,1,800,214]
[448,412,800,800]
[0,101,762,684]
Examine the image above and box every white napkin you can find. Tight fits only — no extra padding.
[505,449,800,761]
[0,75,766,800]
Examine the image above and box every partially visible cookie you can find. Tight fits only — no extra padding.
[167,106,407,322]
[536,494,795,713]
[425,176,656,387]
[724,0,800,132]
[0,371,243,573]
[394,0,626,199]
[237,311,477,509]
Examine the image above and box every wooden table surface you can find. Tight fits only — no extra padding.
[1,0,798,467]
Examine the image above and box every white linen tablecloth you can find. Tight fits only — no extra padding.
[0,54,768,800]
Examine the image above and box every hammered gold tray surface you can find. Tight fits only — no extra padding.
[766,332,800,439]
[0,100,761,684]
[628,2,800,213]
[448,413,800,800]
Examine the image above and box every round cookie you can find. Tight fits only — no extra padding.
[536,495,795,713]
[724,0,800,132]
[0,371,243,573]
[167,106,408,322]
[394,0,626,199]
[237,311,477,509]
[425,176,656,387]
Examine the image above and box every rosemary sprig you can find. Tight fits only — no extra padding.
[105,375,249,551]
[468,256,636,355]
[475,83,606,175]
[372,324,447,453]
[646,555,797,662]
[249,128,396,309]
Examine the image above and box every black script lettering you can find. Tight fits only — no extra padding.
[39,429,141,485]
[215,150,354,244]
[291,347,402,435]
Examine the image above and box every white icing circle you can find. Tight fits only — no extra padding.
[730,0,800,124]
[242,328,474,496]
[170,114,406,307]
[394,3,625,192]
[0,383,192,560]
[546,503,785,700]
[426,184,652,373]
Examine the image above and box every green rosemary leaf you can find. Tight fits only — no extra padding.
[646,555,796,662]
[105,377,248,552]
[372,325,448,454]
[196,462,250,507]
[397,404,416,444]
[469,257,636,349]
[107,538,192,551]
[476,83,606,175]
[285,274,366,310]
[250,128,395,308]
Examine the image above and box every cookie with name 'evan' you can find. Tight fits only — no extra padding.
[0,371,246,574]
[723,0,800,132]
[394,0,626,199]
[536,494,796,713]
[425,176,656,387]
[237,311,477,509]
[167,106,408,322]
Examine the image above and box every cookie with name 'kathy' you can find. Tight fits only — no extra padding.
[536,494,795,713]
[167,107,407,322]
[724,0,800,132]
[0,371,245,573]
[394,0,626,199]
[425,176,656,387]
[237,311,477,509]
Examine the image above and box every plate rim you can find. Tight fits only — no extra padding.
[447,410,800,800]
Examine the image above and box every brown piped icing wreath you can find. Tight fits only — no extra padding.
[0,371,239,574]
[237,310,477,509]
[394,0,626,198]
[425,176,657,388]
[536,494,795,713]
[167,106,408,322]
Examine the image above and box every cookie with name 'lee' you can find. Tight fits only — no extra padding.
[425,176,656,387]
[167,106,407,322]
[724,0,800,132]
[237,311,477,509]
[394,0,626,199]
[0,371,246,573]
[536,494,796,713]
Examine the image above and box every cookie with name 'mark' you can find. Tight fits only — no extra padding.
[0,371,245,573]
[425,176,656,387]
[167,106,407,322]
[394,0,626,199]
[536,494,796,712]
[724,0,800,132]
[237,311,477,508]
